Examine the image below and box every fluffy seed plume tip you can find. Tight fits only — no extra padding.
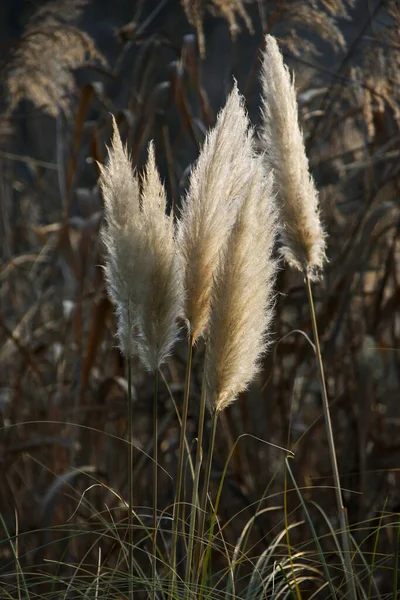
[99,116,139,230]
[261,34,326,281]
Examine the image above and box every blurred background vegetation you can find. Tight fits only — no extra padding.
[0,0,399,597]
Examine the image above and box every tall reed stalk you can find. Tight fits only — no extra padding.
[127,358,134,600]
[99,118,183,598]
[177,85,262,598]
[184,362,208,598]
[192,408,218,587]
[171,335,194,589]
[190,154,278,596]
[260,34,356,600]
[305,275,355,600]
[152,370,159,600]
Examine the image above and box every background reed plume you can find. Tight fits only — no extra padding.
[260,34,326,280]
[182,0,253,57]
[205,162,278,413]
[100,118,182,370]
[5,0,106,118]
[178,83,256,342]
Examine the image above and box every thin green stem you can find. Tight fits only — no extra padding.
[305,274,356,600]
[152,369,159,600]
[284,466,302,600]
[171,336,193,588]
[127,358,134,600]
[368,499,387,600]
[184,367,208,600]
[161,369,196,482]
[185,444,203,600]
[393,515,400,599]
[196,410,218,600]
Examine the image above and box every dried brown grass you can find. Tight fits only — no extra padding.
[182,0,253,57]
[6,0,106,118]
[182,0,354,58]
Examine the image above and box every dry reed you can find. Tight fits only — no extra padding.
[182,0,252,57]
[260,33,357,600]
[6,0,106,118]
[260,34,326,280]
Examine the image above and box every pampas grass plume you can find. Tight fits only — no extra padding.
[178,83,256,342]
[260,34,326,280]
[136,142,184,370]
[204,160,278,413]
[99,118,141,358]
[100,118,182,369]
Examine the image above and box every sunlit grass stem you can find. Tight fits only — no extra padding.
[393,516,400,598]
[185,443,203,600]
[127,357,134,600]
[152,369,159,600]
[305,274,356,600]
[171,336,194,591]
[184,366,208,599]
[284,467,302,600]
[195,409,218,600]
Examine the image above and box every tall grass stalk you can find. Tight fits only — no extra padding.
[184,369,208,599]
[127,357,134,600]
[152,369,159,600]
[171,336,194,592]
[185,445,203,600]
[194,409,218,589]
[305,274,356,600]
[284,467,302,600]
[160,369,196,483]
[393,516,400,599]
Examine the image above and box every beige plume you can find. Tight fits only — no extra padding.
[100,118,182,369]
[204,160,278,413]
[136,143,184,370]
[260,34,326,280]
[178,82,256,342]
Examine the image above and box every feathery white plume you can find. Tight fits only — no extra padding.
[204,160,278,413]
[136,142,184,370]
[100,118,183,369]
[260,34,326,280]
[178,83,256,341]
